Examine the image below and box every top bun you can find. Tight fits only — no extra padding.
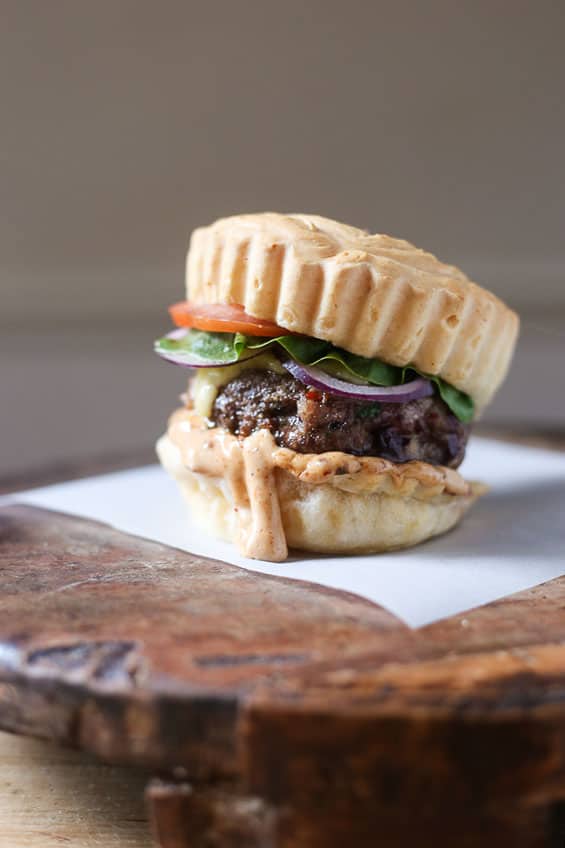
[186,213,519,412]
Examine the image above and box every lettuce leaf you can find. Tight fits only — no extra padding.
[157,329,246,364]
[155,329,474,422]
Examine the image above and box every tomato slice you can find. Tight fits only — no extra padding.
[169,302,291,337]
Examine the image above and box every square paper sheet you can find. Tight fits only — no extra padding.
[3,438,565,628]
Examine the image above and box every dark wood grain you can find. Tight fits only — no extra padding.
[1,429,564,847]
[0,504,407,774]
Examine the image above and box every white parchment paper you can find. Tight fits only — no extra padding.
[3,437,565,628]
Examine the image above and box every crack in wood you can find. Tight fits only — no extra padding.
[25,641,144,685]
[195,654,308,668]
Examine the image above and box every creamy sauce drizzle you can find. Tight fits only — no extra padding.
[169,410,288,561]
[168,409,470,562]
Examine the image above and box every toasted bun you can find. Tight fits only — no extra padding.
[186,213,519,413]
[157,431,482,556]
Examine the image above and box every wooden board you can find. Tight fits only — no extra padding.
[2,503,565,847]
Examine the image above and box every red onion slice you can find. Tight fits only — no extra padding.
[166,327,191,341]
[282,359,434,403]
[155,329,260,368]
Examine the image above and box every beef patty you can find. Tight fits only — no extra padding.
[212,369,469,468]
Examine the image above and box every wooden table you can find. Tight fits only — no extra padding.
[0,732,151,848]
[1,430,564,848]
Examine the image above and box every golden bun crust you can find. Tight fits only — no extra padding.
[157,431,482,556]
[186,213,519,413]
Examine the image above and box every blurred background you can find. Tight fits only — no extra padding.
[1,0,564,481]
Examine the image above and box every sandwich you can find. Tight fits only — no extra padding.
[155,213,519,562]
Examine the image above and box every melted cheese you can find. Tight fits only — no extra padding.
[189,353,284,418]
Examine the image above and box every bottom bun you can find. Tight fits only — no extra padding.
[157,432,480,556]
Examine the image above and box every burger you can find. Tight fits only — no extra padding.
[155,213,519,562]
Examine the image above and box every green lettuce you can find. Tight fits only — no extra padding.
[155,329,474,422]
[157,329,246,364]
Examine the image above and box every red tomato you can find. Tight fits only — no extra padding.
[169,302,291,337]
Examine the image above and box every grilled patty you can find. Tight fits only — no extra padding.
[212,369,469,468]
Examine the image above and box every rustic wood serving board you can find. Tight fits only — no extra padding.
[2,502,565,848]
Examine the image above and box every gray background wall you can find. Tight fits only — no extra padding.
[1,1,564,477]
